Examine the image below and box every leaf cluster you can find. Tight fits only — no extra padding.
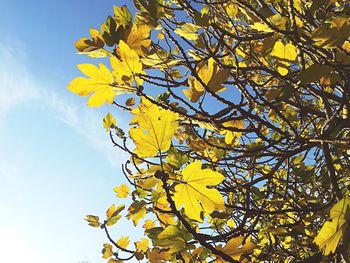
[69,0,350,262]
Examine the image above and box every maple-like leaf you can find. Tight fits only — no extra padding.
[68,63,115,107]
[314,197,350,255]
[129,98,178,158]
[173,161,225,222]
[217,236,258,260]
[113,184,130,198]
[110,40,145,85]
[126,24,151,56]
[135,238,149,253]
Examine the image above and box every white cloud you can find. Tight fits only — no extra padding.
[0,38,128,167]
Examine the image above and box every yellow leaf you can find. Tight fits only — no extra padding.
[141,50,180,69]
[110,40,145,85]
[277,63,289,76]
[251,22,273,33]
[183,82,203,103]
[293,0,303,12]
[143,220,155,230]
[174,23,200,41]
[126,24,151,56]
[105,204,124,226]
[251,14,287,33]
[220,120,244,144]
[157,225,187,253]
[102,243,113,259]
[183,58,228,102]
[158,212,177,225]
[157,31,165,40]
[68,63,116,107]
[117,236,130,249]
[295,16,303,28]
[173,161,225,222]
[113,184,130,198]
[129,98,178,157]
[314,197,350,255]
[103,112,116,131]
[147,248,172,261]
[227,218,235,228]
[270,41,297,61]
[224,3,238,17]
[342,41,350,52]
[106,204,116,219]
[136,238,149,253]
[219,236,258,260]
[127,201,147,226]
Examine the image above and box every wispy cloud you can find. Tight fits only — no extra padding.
[0,38,128,168]
[0,39,40,121]
[46,92,129,167]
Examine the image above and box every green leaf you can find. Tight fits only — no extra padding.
[166,147,188,169]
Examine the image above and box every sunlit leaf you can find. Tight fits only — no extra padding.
[114,5,132,26]
[135,237,149,252]
[218,236,258,260]
[110,40,145,85]
[173,161,225,221]
[129,98,178,157]
[117,236,130,249]
[174,23,200,41]
[113,184,130,198]
[314,197,350,255]
[68,63,115,107]
[102,243,114,259]
[103,112,117,131]
[270,41,297,61]
[126,24,151,55]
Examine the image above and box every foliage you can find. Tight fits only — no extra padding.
[69,0,350,262]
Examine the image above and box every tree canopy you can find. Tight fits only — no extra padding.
[68,0,350,262]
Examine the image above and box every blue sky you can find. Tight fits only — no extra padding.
[0,1,138,262]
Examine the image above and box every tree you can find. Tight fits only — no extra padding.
[68,0,350,262]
